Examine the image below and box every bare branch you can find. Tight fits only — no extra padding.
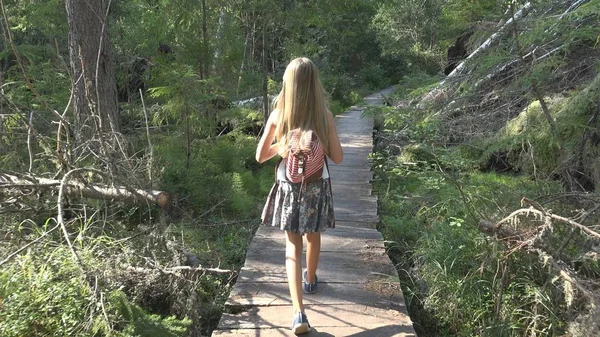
[126,265,236,276]
[478,219,600,304]
[491,207,600,241]
[0,222,61,267]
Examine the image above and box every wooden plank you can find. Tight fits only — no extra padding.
[334,199,378,212]
[328,166,372,173]
[238,251,398,283]
[334,221,378,230]
[329,170,372,182]
[237,266,395,284]
[335,214,379,223]
[253,225,382,240]
[213,326,416,337]
[246,232,385,252]
[226,281,406,308]
[331,183,372,194]
[243,250,393,273]
[218,304,413,330]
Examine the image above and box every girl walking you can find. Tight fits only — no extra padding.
[256,57,343,334]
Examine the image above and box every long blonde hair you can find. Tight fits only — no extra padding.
[273,58,330,157]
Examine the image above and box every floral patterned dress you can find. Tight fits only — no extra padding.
[261,159,335,234]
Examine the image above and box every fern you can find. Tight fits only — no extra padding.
[110,291,191,337]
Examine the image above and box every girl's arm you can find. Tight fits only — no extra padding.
[255,111,280,163]
[327,110,343,164]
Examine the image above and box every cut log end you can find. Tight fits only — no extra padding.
[155,192,170,209]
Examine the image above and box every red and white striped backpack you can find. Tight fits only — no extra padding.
[286,128,325,184]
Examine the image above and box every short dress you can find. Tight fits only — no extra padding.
[261,158,335,234]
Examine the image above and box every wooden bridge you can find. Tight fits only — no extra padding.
[212,88,416,337]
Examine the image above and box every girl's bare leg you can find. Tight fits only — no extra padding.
[285,230,304,313]
[305,232,321,284]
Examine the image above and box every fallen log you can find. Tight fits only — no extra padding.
[0,171,169,208]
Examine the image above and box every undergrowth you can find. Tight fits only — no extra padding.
[370,74,599,335]
[0,125,274,336]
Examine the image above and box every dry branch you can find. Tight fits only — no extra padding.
[0,222,61,267]
[490,207,600,241]
[478,218,600,304]
[532,248,597,300]
[0,171,169,208]
[126,265,235,276]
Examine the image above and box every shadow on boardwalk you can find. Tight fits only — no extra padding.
[305,324,416,337]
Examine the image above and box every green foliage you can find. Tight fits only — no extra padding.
[368,0,600,335]
[155,132,272,217]
[0,0,410,336]
[484,72,600,183]
[110,291,191,337]
[0,249,92,337]
[0,246,191,337]
[378,150,566,335]
[373,85,578,335]
[396,73,441,100]
[439,0,503,36]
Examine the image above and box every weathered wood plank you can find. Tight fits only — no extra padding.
[329,170,373,182]
[213,326,416,337]
[238,251,398,283]
[226,281,405,308]
[253,225,382,240]
[246,232,385,252]
[335,214,379,223]
[218,304,413,329]
[334,200,378,213]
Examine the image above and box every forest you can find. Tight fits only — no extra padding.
[0,0,599,336]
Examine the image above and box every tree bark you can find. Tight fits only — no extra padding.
[262,15,269,123]
[237,30,250,95]
[0,172,169,208]
[213,9,227,74]
[201,0,209,78]
[65,0,120,144]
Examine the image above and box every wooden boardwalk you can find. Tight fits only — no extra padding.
[212,88,416,337]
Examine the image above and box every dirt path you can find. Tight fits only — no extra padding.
[212,88,416,337]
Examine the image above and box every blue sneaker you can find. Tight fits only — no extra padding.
[292,311,311,335]
[303,269,318,294]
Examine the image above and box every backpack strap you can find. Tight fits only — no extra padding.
[274,157,283,183]
[325,158,333,198]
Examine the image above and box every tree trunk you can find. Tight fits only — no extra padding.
[262,16,269,123]
[65,0,120,144]
[0,172,169,208]
[201,0,209,78]
[237,30,250,95]
[213,9,227,73]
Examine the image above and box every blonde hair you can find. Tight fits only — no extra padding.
[273,57,330,157]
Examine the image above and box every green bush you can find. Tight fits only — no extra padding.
[0,251,92,337]
[154,132,273,217]
[0,247,191,337]
[373,92,572,335]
